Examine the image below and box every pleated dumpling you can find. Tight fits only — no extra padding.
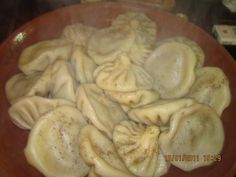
[112,12,157,65]
[70,45,97,83]
[128,98,195,126]
[8,96,74,129]
[5,65,51,104]
[18,39,73,75]
[94,53,153,92]
[24,106,89,177]
[157,36,205,68]
[188,67,231,116]
[79,125,136,177]
[144,40,197,98]
[50,60,77,102]
[105,89,159,108]
[62,23,97,46]
[113,120,169,177]
[159,103,225,171]
[87,26,135,65]
[76,84,128,138]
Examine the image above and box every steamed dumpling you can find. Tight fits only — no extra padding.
[5,65,51,104]
[62,23,97,46]
[50,60,77,102]
[8,96,74,129]
[113,120,169,177]
[79,125,136,177]
[76,84,128,138]
[144,41,197,98]
[87,26,135,65]
[70,45,97,83]
[112,12,157,65]
[157,36,205,68]
[188,67,231,116]
[159,103,225,171]
[128,98,195,126]
[105,89,159,108]
[18,39,73,75]
[94,53,153,92]
[24,106,89,177]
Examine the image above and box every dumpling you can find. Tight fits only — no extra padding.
[18,39,73,75]
[62,23,97,46]
[70,45,97,83]
[24,106,89,177]
[94,53,153,92]
[144,41,197,98]
[105,89,159,108]
[8,96,74,129]
[87,26,135,65]
[157,36,205,68]
[159,103,225,171]
[113,120,169,177]
[50,60,77,102]
[5,64,51,104]
[111,12,157,65]
[187,67,231,116]
[128,98,195,126]
[76,84,128,138]
[79,125,136,177]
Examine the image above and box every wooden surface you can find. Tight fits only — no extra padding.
[0,2,236,177]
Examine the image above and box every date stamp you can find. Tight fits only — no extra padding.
[164,154,222,162]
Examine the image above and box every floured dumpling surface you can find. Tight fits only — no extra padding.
[128,98,195,126]
[112,12,157,65]
[76,84,128,138]
[87,26,135,65]
[188,67,231,116]
[24,106,89,177]
[105,89,159,108]
[113,120,169,177]
[70,46,97,83]
[157,37,205,68]
[144,41,197,98]
[50,60,77,102]
[79,125,136,177]
[159,103,224,171]
[5,64,51,104]
[8,96,74,129]
[62,23,96,46]
[94,53,153,92]
[18,39,73,75]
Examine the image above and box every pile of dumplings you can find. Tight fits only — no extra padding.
[5,12,231,177]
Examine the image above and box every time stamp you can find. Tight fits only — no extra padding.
[164,154,222,162]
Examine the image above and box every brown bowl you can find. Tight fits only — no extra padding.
[0,2,236,177]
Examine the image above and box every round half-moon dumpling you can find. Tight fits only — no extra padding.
[128,98,195,126]
[5,65,52,104]
[144,41,197,99]
[50,60,77,102]
[79,125,136,177]
[157,36,205,68]
[76,84,128,138]
[18,39,73,75]
[105,89,159,108]
[62,23,97,46]
[70,45,97,83]
[113,120,169,177]
[24,106,89,177]
[94,53,153,92]
[8,96,74,129]
[111,12,157,65]
[188,67,231,116]
[87,26,135,65]
[159,103,225,171]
